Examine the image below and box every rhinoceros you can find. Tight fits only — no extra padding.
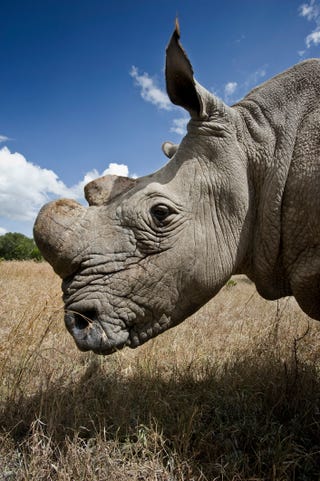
[34,22,320,355]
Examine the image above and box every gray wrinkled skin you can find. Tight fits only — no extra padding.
[34,23,320,354]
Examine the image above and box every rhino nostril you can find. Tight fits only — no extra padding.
[74,310,96,330]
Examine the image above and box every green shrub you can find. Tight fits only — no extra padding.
[0,232,43,261]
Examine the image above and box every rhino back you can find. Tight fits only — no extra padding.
[234,59,320,309]
[282,104,320,319]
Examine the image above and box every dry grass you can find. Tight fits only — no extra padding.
[1,261,320,480]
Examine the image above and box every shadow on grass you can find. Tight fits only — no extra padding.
[1,352,320,480]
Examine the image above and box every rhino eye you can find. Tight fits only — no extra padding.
[150,204,172,223]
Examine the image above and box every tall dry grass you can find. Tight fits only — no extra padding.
[1,261,320,480]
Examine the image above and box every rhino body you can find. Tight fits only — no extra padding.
[34,24,320,354]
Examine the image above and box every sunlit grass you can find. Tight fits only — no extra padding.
[1,261,320,480]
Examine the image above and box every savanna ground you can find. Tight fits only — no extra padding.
[1,262,320,480]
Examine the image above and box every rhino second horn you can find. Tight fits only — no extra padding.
[84,175,136,206]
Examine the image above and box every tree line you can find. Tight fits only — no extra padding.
[0,232,43,261]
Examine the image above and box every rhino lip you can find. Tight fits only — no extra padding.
[64,306,172,355]
[64,309,130,355]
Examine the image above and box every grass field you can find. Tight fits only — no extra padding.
[1,261,320,480]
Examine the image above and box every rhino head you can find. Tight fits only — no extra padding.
[34,23,252,354]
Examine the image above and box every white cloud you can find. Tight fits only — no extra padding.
[71,163,130,199]
[130,66,172,111]
[70,168,101,199]
[0,146,132,226]
[299,0,319,20]
[102,163,129,177]
[0,227,7,235]
[170,117,188,136]
[299,0,320,48]
[212,66,267,105]
[224,82,238,97]
[234,34,246,44]
[224,82,238,103]
[0,147,71,221]
[244,67,267,89]
[306,29,320,46]
[0,135,9,143]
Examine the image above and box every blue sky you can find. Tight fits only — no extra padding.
[0,0,319,236]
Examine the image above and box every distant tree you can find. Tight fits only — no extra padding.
[0,233,43,261]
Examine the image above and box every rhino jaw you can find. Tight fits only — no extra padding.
[64,308,172,355]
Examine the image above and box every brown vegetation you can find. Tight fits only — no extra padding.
[1,261,320,480]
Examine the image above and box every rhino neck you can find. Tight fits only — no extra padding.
[234,59,320,300]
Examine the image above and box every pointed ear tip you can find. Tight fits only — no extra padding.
[167,18,180,48]
[175,17,180,37]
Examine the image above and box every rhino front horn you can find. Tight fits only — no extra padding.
[33,199,87,279]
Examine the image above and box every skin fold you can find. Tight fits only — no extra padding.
[34,23,320,354]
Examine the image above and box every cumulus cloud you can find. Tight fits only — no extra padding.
[224,82,238,103]
[71,163,130,198]
[130,66,191,137]
[0,146,132,225]
[212,66,267,105]
[170,117,189,136]
[244,67,267,89]
[299,0,320,49]
[300,0,320,20]
[0,227,7,235]
[0,147,71,221]
[306,29,320,46]
[130,65,265,134]
[130,66,172,111]
[224,82,238,96]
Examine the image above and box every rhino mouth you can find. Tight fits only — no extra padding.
[64,308,172,355]
[64,309,130,355]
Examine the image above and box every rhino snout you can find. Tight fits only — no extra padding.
[64,309,130,354]
[33,198,87,279]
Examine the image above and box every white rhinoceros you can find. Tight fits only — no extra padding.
[34,23,320,354]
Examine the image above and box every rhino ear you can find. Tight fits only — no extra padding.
[166,20,227,120]
[165,20,203,118]
[162,141,179,159]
